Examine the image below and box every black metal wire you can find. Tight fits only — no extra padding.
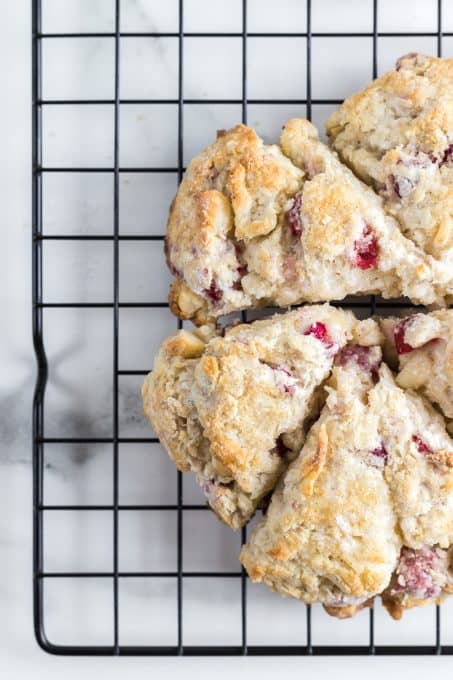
[112,0,121,654]
[36,31,453,39]
[32,0,48,653]
[32,0,449,657]
[176,0,184,655]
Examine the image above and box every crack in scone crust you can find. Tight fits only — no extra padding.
[142,305,382,529]
[240,350,453,618]
[327,53,453,267]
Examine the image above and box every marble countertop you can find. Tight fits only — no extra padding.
[2,0,453,677]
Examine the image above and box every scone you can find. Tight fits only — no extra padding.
[327,53,453,281]
[142,305,380,528]
[166,119,447,325]
[380,310,453,427]
[240,344,453,618]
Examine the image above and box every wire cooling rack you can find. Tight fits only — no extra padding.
[33,0,453,657]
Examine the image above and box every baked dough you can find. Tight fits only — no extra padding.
[142,305,379,528]
[240,346,453,618]
[380,310,453,428]
[166,118,448,324]
[166,123,303,324]
[327,53,453,276]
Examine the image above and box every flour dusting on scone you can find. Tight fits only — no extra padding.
[166,119,447,324]
[240,347,453,618]
[327,53,453,289]
[380,310,453,427]
[142,306,374,528]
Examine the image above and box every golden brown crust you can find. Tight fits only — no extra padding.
[164,328,206,358]
[324,598,373,619]
[381,592,405,621]
[299,423,329,497]
[168,279,209,325]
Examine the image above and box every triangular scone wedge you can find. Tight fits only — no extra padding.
[240,347,401,613]
[166,119,446,324]
[142,305,376,528]
[327,53,453,284]
[380,310,453,427]
[240,344,453,618]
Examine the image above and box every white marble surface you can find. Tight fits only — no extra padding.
[2,0,453,677]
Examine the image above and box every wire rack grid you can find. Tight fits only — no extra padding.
[33,0,452,656]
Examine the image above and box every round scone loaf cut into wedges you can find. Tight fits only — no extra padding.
[380,309,453,428]
[142,305,382,529]
[240,344,453,619]
[327,53,453,290]
[166,118,448,324]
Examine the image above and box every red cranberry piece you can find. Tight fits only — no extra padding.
[393,315,440,355]
[204,279,223,306]
[353,224,378,270]
[286,193,303,238]
[393,318,414,355]
[371,443,388,463]
[336,345,381,379]
[441,144,453,166]
[412,434,433,456]
[393,546,440,598]
[304,322,336,350]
